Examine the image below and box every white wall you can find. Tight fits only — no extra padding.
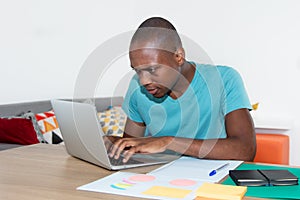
[1,0,300,165]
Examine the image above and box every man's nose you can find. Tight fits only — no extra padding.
[138,71,152,86]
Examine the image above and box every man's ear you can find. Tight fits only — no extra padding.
[174,47,185,65]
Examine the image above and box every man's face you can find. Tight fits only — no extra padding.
[129,48,181,98]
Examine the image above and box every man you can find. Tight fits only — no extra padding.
[108,17,256,163]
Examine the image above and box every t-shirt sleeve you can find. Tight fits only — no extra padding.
[122,75,144,123]
[223,67,252,115]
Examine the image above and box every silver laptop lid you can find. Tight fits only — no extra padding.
[51,99,112,169]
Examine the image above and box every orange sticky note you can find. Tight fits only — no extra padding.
[196,183,247,200]
[142,185,192,199]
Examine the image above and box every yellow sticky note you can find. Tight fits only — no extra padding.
[196,183,247,200]
[142,185,192,199]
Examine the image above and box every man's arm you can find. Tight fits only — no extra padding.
[166,108,256,161]
[110,108,256,162]
[122,118,146,138]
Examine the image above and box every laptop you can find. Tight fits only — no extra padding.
[51,99,179,170]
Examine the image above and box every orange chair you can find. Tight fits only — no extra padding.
[254,133,289,165]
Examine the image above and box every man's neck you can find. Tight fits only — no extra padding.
[168,61,195,99]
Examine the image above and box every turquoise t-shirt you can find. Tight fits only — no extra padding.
[122,63,252,139]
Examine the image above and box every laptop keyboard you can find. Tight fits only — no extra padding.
[109,155,143,166]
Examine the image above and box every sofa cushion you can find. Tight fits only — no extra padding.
[97,106,126,137]
[35,110,64,144]
[0,117,40,145]
[0,112,46,144]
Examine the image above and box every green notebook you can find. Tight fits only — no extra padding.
[223,163,300,199]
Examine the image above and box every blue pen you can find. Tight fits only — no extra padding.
[209,163,230,176]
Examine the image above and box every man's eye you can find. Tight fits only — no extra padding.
[133,66,158,75]
[148,67,157,74]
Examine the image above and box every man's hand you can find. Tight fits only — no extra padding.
[108,136,172,163]
[103,135,120,151]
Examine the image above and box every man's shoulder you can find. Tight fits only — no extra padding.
[195,63,234,71]
[194,63,240,78]
[196,63,239,77]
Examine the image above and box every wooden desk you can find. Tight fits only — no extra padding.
[0,144,265,200]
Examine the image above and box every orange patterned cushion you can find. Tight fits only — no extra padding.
[35,111,63,144]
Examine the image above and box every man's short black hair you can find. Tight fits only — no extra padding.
[138,17,177,31]
[130,17,182,52]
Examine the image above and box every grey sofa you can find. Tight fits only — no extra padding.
[0,96,123,150]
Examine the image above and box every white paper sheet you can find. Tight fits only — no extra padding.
[77,171,206,200]
[149,156,243,183]
[77,157,243,200]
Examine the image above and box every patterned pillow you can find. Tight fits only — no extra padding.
[35,110,64,144]
[97,106,127,137]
